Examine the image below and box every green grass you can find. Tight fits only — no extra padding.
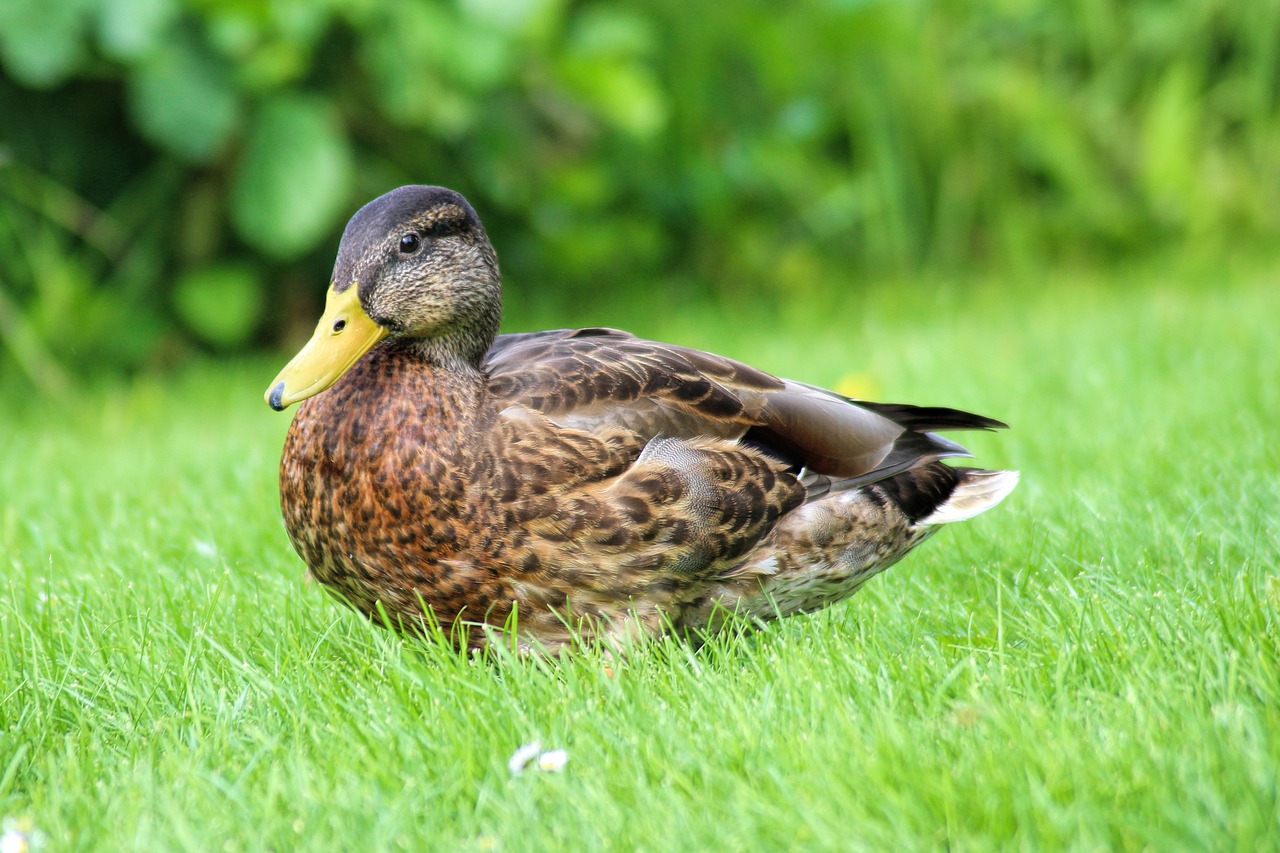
[2,255,1278,851]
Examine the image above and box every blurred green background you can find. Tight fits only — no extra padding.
[2,0,1278,389]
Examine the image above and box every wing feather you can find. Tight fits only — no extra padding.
[483,328,1003,482]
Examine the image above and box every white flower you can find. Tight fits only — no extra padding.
[507,742,569,774]
[507,741,542,774]
[0,830,24,853]
[0,817,44,853]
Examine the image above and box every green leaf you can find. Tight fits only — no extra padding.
[127,34,240,162]
[559,56,667,138]
[0,0,92,87]
[559,8,666,137]
[171,263,263,347]
[1141,62,1201,225]
[96,0,179,61]
[230,95,353,259]
[362,4,475,132]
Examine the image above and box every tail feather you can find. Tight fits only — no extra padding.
[851,400,1009,432]
[799,431,975,500]
[706,464,1018,626]
[865,463,1018,525]
[919,468,1019,525]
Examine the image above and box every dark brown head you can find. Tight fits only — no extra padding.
[336,186,500,349]
[266,186,502,410]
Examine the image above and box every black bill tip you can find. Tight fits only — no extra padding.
[268,381,286,411]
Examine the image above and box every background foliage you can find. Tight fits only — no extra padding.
[2,0,1280,381]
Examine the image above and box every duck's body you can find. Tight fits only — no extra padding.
[269,186,1016,651]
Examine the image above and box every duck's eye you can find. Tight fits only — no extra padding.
[332,319,346,333]
[399,233,421,254]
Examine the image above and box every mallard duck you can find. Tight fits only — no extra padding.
[265,186,1017,651]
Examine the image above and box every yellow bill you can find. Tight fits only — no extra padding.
[265,283,389,411]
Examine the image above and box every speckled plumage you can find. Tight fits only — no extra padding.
[273,186,1017,651]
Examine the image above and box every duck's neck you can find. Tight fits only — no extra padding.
[396,329,494,376]
[397,291,500,373]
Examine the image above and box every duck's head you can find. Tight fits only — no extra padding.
[265,185,500,411]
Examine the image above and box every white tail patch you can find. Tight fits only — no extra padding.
[921,469,1019,526]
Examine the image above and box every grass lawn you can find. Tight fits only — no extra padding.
[2,255,1278,851]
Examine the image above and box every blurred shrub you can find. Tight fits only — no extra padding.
[1,0,1279,381]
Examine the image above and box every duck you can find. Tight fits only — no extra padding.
[265,185,1017,652]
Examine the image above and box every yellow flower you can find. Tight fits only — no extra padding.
[833,372,877,399]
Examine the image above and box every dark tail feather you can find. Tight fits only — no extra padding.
[854,401,1009,432]
[868,463,1019,525]
[800,431,974,499]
